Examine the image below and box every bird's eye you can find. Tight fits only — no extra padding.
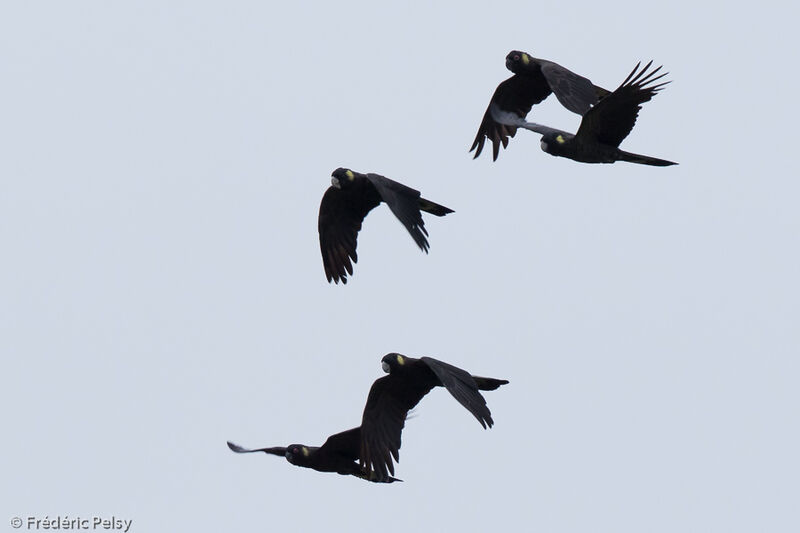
[513,55,520,61]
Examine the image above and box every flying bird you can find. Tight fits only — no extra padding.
[228,353,507,483]
[490,61,677,166]
[227,427,402,483]
[470,50,609,161]
[318,168,454,284]
[360,353,509,482]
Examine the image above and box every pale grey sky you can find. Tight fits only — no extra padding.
[2,1,798,532]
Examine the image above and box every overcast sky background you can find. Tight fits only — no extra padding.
[2,1,798,532]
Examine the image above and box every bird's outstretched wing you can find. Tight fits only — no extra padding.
[364,173,431,252]
[318,185,381,284]
[420,357,495,429]
[226,441,286,456]
[575,61,669,148]
[360,375,433,481]
[470,76,544,161]
[539,59,606,115]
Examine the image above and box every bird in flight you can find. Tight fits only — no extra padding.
[227,427,402,483]
[228,353,507,483]
[471,50,609,161]
[490,61,677,166]
[359,353,509,482]
[318,168,453,284]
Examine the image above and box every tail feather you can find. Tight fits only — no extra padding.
[471,376,509,391]
[619,150,677,167]
[419,197,454,217]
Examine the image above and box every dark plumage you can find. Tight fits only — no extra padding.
[491,61,677,166]
[360,353,509,482]
[470,50,609,161]
[228,353,507,483]
[318,168,453,284]
[227,427,401,483]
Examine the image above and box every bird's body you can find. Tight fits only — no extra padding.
[491,61,677,166]
[541,133,674,165]
[471,50,608,161]
[318,168,453,284]
[227,427,401,483]
[359,353,509,482]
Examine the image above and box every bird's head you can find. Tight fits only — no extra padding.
[331,167,357,190]
[285,444,310,465]
[505,50,531,73]
[381,353,407,374]
[540,132,568,156]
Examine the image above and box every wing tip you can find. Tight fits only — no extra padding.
[227,441,247,453]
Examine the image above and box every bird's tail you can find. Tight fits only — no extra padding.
[471,376,509,391]
[419,197,454,217]
[618,149,677,167]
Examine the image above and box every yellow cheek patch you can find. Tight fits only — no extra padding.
[345,170,354,180]
[302,447,309,457]
[521,53,530,66]
[396,355,405,365]
[556,135,565,144]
